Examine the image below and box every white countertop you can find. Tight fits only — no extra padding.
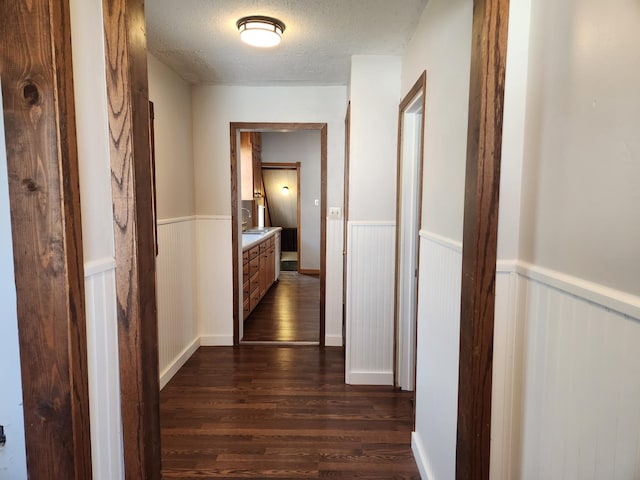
[241,226,282,251]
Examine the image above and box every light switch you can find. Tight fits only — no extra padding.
[314,199,319,207]
[328,206,342,219]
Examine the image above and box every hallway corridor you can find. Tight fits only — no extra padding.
[160,346,420,479]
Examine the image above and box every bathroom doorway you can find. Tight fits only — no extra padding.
[230,123,327,345]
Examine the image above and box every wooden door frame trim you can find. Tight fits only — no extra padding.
[102,0,162,477]
[230,123,327,346]
[393,71,427,395]
[260,161,302,271]
[456,0,510,478]
[0,1,93,477]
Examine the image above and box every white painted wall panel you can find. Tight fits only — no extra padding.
[519,275,640,480]
[84,263,124,480]
[196,216,234,345]
[345,222,395,385]
[325,217,344,346]
[412,232,462,480]
[157,218,199,388]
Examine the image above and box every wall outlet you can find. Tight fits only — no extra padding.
[328,207,342,219]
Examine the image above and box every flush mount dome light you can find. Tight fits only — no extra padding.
[236,15,286,48]
[281,185,290,195]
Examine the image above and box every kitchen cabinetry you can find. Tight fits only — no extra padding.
[243,233,277,320]
[240,132,263,203]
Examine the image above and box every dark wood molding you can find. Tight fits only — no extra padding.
[342,103,351,349]
[456,1,510,479]
[0,0,92,477]
[393,71,427,416]
[102,0,162,478]
[230,123,327,346]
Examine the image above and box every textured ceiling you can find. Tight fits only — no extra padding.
[145,0,427,85]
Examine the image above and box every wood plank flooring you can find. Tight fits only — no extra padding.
[242,271,320,342]
[160,346,420,479]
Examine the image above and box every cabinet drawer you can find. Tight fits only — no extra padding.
[243,280,250,297]
[250,271,259,292]
[242,251,249,263]
[243,298,250,319]
[248,245,260,260]
[249,288,260,311]
[249,257,259,275]
[259,241,267,253]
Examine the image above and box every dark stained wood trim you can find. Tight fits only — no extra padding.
[0,0,92,477]
[456,1,510,479]
[342,103,351,349]
[393,71,427,392]
[230,123,327,346]
[319,124,327,346]
[102,0,162,478]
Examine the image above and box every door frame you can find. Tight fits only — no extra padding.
[393,71,427,392]
[261,162,302,272]
[230,123,327,346]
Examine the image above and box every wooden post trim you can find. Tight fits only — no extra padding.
[0,0,92,478]
[456,0,510,479]
[102,0,162,477]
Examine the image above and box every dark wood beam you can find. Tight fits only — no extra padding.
[102,0,162,477]
[457,0,510,479]
[0,0,92,477]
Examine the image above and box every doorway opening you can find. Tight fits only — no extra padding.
[230,123,327,346]
[394,72,426,392]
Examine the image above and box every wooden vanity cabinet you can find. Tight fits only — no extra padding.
[243,234,277,320]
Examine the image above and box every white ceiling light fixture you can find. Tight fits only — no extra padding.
[281,185,290,195]
[237,15,286,48]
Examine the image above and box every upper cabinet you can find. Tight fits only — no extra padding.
[240,132,263,201]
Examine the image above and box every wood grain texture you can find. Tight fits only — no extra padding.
[102,0,162,477]
[0,0,92,478]
[161,346,420,479]
[231,123,327,347]
[457,0,510,479]
[243,271,320,342]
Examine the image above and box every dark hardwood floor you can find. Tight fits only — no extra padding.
[160,346,420,479]
[242,271,320,342]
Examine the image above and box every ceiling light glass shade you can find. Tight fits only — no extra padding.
[237,16,286,48]
[281,185,289,195]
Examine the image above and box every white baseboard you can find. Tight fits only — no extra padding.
[159,337,200,390]
[412,432,434,480]
[325,335,343,347]
[200,334,234,346]
[347,371,393,385]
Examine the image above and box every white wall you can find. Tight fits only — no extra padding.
[148,53,196,219]
[0,80,28,480]
[400,1,472,477]
[512,0,640,477]
[191,85,347,345]
[519,0,640,296]
[262,131,321,270]
[348,56,401,222]
[345,56,401,385]
[147,53,199,387]
[401,0,472,243]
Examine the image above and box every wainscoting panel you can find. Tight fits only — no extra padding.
[84,260,124,480]
[345,221,396,385]
[412,231,462,480]
[519,273,640,480]
[491,264,525,480]
[196,216,234,345]
[157,217,198,388]
[325,217,344,346]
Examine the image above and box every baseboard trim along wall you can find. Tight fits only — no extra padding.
[200,334,234,346]
[159,337,200,390]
